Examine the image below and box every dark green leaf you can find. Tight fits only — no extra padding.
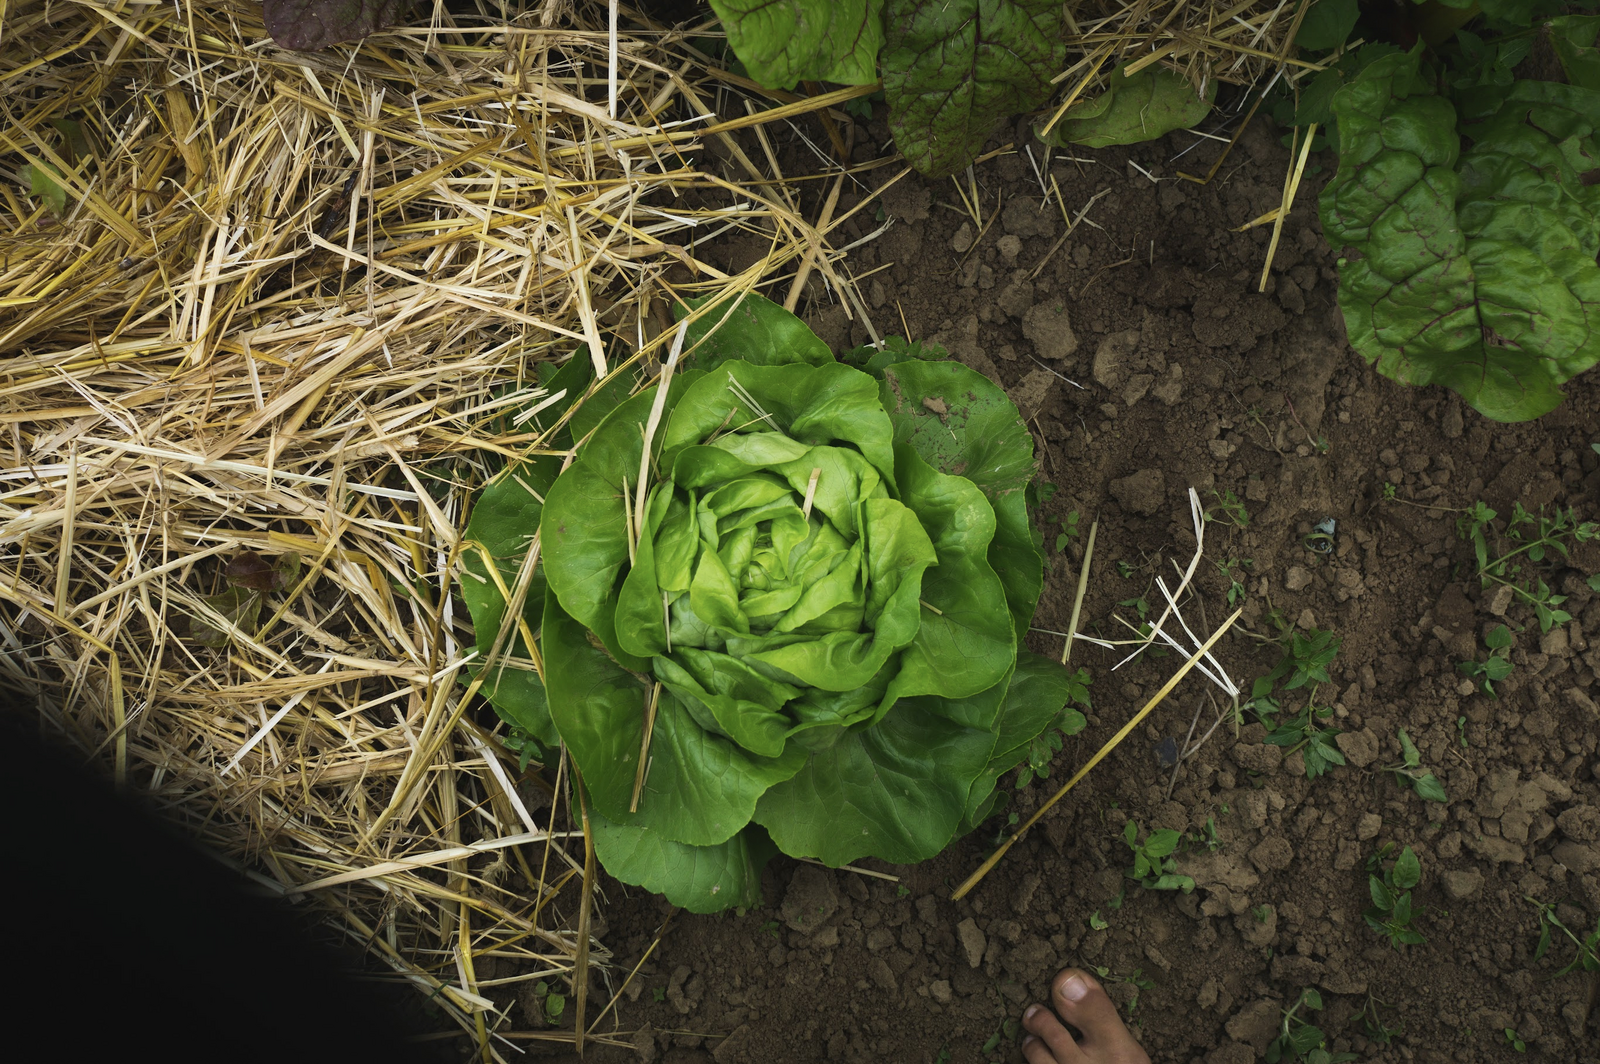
[1295,0,1358,50]
[192,585,262,647]
[1144,828,1182,858]
[1414,772,1449,804]
[20,162,68,214]
[1393,846,1422,890]
[263,0,405,50]
[881,0,1065,177]
[1552,15,1600,91]
[709,0,884,90]
[1398,727,1421,768]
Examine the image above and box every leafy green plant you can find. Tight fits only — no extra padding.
[461,294,1084,912]
[1457,501,1597,631]
[1121,822,1195,893]
[530,980,566,1025]
[1458,623,1514,698]
[1317,42,1600,421]
[1035,61,1214,149]
[1382,728,1449,804]
[1088,910,1109,930]
[1014,668,1091,787]
[1366,845,1426,949]
[1266,988,1359,1064]
[1089,966,1154,1014]
[1047,510,1080,554]
[1248,627,1346,779]
[1204,489,1250,529]
[1528,896,1600,976]
[1505,1028,1526,1053]
[1359,991,1404,1045]
[1217,557,1251,606]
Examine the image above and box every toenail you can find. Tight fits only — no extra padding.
[1024,1005,1040,1021]
[1059,975,1090,1002]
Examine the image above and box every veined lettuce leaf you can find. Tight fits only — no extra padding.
[708,0,884,89]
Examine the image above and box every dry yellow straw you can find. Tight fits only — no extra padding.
[953,606,1242,900]
[1259,121,1319,292]
[1061,519,1097,665]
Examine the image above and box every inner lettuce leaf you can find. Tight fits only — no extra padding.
[707,0,884,90]
[1319,46,1600,421]
[880,0,1065,177]
[464,296,1083,911]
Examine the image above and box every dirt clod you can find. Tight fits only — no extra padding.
[780,866,838,934]
[1110,468,1166,515]
[956,917,986,968]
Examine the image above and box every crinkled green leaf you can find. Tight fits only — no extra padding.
[544,593,804,840]
[955,653,1083,831]
[841,335,950,378]
[1552,16,1600,91]
[754,695,994,865]
[1294,0,1358,51]
[881,444,1013,708]
[1038,63,1216,150]
[1320,48,1600,421]
[710,0,884,90]
[589,814,777,913]
[676,292,834,373]
[881,0,1065,177]
[263,0,405,50]
[880,359,1042,639]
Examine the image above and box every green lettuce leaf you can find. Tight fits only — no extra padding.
[1552,15,1600,91]
[709,0,884,90]
[1038,63,1216,150]
[589,815,778,914]
[879,359,1043,640]
[1319,48,1600,421]
[881,0,1065,177]
[676,292,835,373]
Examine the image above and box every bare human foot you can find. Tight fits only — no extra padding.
[1020,968,1150,1064]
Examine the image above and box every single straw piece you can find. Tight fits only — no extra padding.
[629,682,661,813]
[952,606,1242,900]
[635,320,691,538]
[801,466,821,520]
[1061,519,1097,664]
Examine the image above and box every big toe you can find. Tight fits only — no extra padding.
[1052,969,1148,1062]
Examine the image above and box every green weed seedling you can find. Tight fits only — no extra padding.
[1047,509,1081,554]
[1528,897,1600,975]
[531,980,566,1025]
[1088,911,1109,931]
[1257,628,1341,692]
[1122,822,1195,893]
[1505,1028,1527,1053]
[1090,967,1154,1014]
[1360,992,1404,1045]
[1248,627,1346,780]
[1366,845,1426,948]
[1458,623,1514,697]
[1205,489,1251,529]
[1382,728,1449,804]
[1457,501,1598,632]
[1265,988,1358,1063]
[1218,557,1252,606]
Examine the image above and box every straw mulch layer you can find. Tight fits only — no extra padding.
[0,0,1305,1056]
[0,0,867,1053]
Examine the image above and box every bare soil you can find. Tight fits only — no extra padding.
[488,107,1600,1064]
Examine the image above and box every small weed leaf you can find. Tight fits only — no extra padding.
[1393,847,1421,889]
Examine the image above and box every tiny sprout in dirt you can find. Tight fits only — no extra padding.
[1122,822,1194,893]
[1528,896,1600,976]
[1504,1028,1526,1053]
[1366,845,1425,949]
[1265,988,1357,1064]
[1458,623,1514,697]
[1089,910,1109,930]
[1204,488,1250,528]
[1383,728,1449,804]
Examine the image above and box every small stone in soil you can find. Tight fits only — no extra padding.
[1110,468,1166,516]
[956,917,986,968]
[1441,869,1485,899]
[1284,566,1312,592]
[1248,836,1294,873]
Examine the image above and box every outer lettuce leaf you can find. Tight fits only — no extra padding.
[957,652,1085,832]
[1551,15,1600,91]
[881,0,1065,177]
[676,292,834,373]
[1038,63,1216,150]
[879,359,1043,640]
[709,0,884,90]
[753,695,995,865]
[1319,48,1600,421]
[590,815,777,914]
